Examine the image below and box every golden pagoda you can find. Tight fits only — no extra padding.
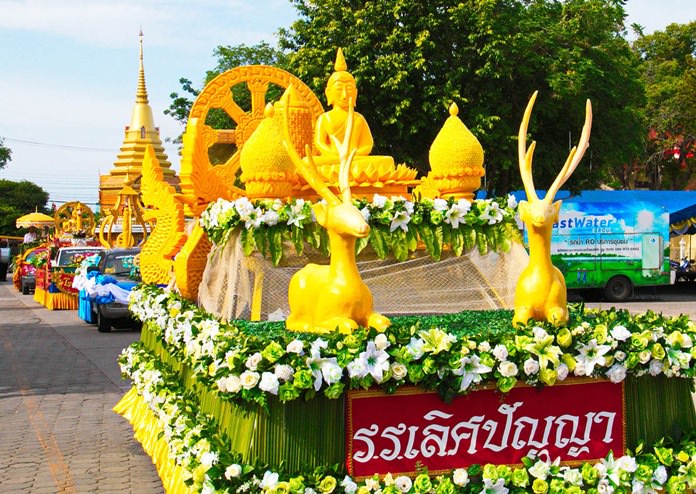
[99,31,178,212]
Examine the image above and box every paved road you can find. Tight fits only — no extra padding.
[0,280,162,493]
[578,282,696,320]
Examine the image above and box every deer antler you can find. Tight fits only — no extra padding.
[518,92,593,203]
[518,91,540,202]
[328,99,358,203]
[282,87,341,206]
[546,99,592,201]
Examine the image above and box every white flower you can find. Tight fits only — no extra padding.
[374,333,390,351]
[639,350,652,363]
[498,361,518,377]
[224,464,242,479]
[239,370,260,390]
[274,364,294,382]
[480,201,504,225]
[445,199,471,228]
[507,193,518,209]
[529,460,551,479]
[322,359,343,385]
[616,455,637,473]
[287,199,308,227]
[259,372,280,395]
[360,207,371,222]
[391,362,408,380]
[347,359,368,379]
[532,326,549,339]
[576,339,612,375]
[653,465,668,484]
[492,344,508,361]
[452,468,469,487]
[356,341,390,382]
[606,364,627,383]
[394,475,413,492]
[225,375,242,393]
[364,478,380,490]
[597,479,614,493]
[372,194,388,208]
[649,359,664,376]
[406,337,425,360]
[245,352,263,370]
[262,209,279,226]
[287,339,305,355]
[259,471,279,489]
[556,363,569,381]
[614,351,627,362]
[610,325,632,341]
[561,467,583,486]
[478,341,491,353]
[199,451,218,469]
[481,477,509,493]
[390,209,411,233]
[523,358,540,376]
[453,354,492,391]
[433,198,448,211]
[341,476,358,494]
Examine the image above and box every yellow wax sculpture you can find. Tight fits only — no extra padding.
[312,48,394,172]
[513,91,592,327]
[282,87,390,333]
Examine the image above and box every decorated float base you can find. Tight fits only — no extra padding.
[33,286,79,310]
[115,286,696,493]
[198,234,528,322]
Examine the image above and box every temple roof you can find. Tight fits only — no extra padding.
[109,30,173,177]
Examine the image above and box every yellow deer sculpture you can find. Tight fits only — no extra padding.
[282,90,390,334]
[513,91,592,327]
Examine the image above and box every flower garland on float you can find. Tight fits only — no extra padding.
[118,285,696,493]
[200,194,521,264]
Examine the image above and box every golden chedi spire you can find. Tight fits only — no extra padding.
[421,102,485,201]
[99,30,178,213]
[240,85,314,199]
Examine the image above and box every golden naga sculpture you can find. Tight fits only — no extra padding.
[139,145,187,285]
[513,91,592,327]
[302,48,417,199]
[283,89,390,333]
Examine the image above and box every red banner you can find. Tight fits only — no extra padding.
[346,379,625,478]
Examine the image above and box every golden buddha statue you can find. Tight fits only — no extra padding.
[312,48,394,173]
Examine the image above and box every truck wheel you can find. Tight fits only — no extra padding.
[97,308,112,333]
[604,276,632,302]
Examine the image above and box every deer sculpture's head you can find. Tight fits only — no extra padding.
[282,89,369,240]
[518,91,592,229]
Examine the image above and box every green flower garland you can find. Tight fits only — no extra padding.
[199,195,521,265]
[127,285,696,410]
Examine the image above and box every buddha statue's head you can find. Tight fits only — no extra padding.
[325,48,357,110]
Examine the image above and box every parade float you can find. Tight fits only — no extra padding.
[27,201,106,310]
[114,51,696,493]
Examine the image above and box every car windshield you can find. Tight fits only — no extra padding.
[56,248,103,266]
[103,255,137,276]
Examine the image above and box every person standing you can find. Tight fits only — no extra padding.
[23,228,37,244]
[0,239,10,282]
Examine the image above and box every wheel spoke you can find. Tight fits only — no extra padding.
[247,80,269,117]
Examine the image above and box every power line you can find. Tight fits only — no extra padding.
[0,136,116,153]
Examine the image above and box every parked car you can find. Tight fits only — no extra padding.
[90,247,141,333]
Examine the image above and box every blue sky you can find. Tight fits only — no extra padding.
[0,0,694,210]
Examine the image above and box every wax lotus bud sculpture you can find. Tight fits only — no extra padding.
[513,91,592,327]
[282,87,390,333]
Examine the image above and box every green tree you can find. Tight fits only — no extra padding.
[277,0,644,193]
[0,180,50,236]
[0,137,11,170]
[632,22,696,189]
